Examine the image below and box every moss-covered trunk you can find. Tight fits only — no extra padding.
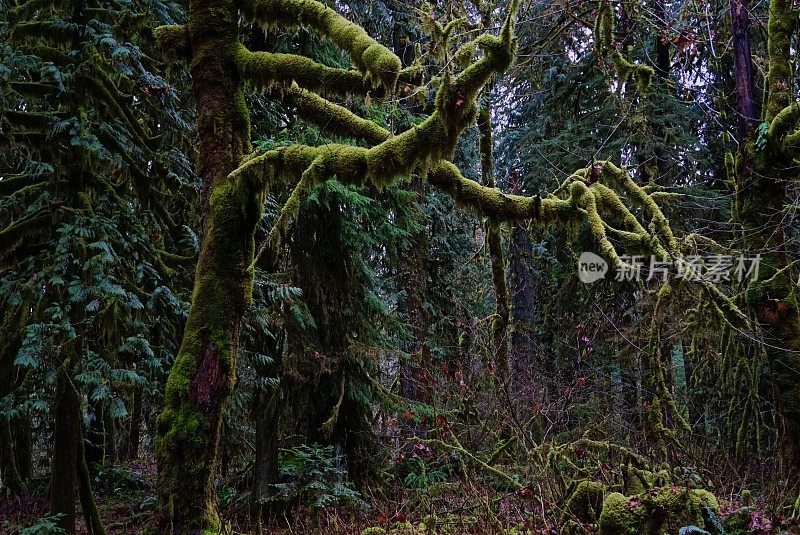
[734,0,800,471]
[478,106,509,378]
[153,0,261,530]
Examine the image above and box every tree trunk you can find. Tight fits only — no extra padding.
[250,323,282,524]
[52,366,79,535]
[729,0,758,140]
[251,380,280,524]
[153,0,260,530]
[0,418,25,496]
[13,412,32,482]
[125,386,142,461]
[85,400,106,469]
[398,177,431,410]
[477,105,509,378]
[508,221,536,388]
[731,0,800,472]
[77,425,108,535]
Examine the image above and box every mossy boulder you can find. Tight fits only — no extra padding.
[563,480,606,523]
[598,487,720,535]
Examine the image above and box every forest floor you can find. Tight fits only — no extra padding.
[0,458,795,534]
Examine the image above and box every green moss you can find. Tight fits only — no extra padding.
[598,487,719,535]
[594,1,613,53]
[564,480,606,523]
[284,84,391,143]
[594,1,653,93]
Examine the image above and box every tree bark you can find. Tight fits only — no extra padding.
[0,418,25,496]
[729,0,758,140]
[124,386,142,461]
[398,177,431,411]
[77,425,108,535]
[508,221,536,387]
[13,412,32,482]
[478,106,509,378]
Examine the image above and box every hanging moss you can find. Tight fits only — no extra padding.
[593,1,654,93]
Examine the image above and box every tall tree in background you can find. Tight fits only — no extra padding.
[730,0,800,471]
[0,0,194,531]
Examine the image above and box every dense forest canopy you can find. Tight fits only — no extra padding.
[0,0,799,533]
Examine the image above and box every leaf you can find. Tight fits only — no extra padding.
[754,122,769,152]
[90,384,111,403]
[107,397,128,419]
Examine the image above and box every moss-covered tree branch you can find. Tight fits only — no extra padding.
[240,0,402,90]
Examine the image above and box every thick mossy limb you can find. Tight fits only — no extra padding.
[239,0,401,89]
[601,162,678,253]
[234,110,452,190]
[234,1,519,189]
[237,47,377,97]
[280,84,391,143]
[767,103,800,147]
[435,2,519,130]
[598,488,720,535]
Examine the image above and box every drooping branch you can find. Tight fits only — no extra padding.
[594,0,654,92]
[234,1,520,189]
